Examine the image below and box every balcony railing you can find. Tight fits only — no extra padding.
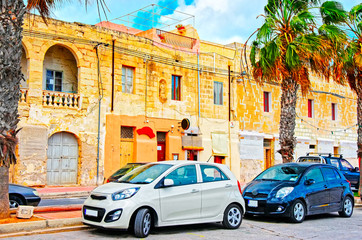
[19,88,28,103]
[42,91,80,108]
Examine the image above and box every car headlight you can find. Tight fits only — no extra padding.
[112,187,140,201]
[275,187,294,199]
[32,190,39,196]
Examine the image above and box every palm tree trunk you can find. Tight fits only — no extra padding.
[278,78,298,163]
[0,167,9,218]
[357,87,362,198]
[0,0,25,219]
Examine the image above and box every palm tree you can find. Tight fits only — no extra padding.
[320,1,362,197]
[0,0,105,219]
[248,0,338,163]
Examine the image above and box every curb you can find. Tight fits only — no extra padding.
[0,217,84,236]
[39,191,91,199]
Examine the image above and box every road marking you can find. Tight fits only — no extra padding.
[187,233,205,238]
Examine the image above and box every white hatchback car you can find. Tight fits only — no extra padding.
[82,161,245,238]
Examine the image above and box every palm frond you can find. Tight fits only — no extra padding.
[320,1,347,25]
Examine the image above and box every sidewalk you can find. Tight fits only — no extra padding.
[0,186,361,238]
[36,186,96,199]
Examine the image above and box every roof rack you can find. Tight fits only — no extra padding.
[306,152,343,158]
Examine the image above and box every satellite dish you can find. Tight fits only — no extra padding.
[181,118,190,130]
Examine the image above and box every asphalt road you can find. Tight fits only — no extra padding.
[38,197,86,206]
[8,208,362,240]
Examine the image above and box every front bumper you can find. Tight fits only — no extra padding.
[26,196,41,207]
[82,197,138,229]
[244,197,291,216]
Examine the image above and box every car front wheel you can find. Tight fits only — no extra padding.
[9,195,24,209]
[222,204,243,229]
[289,199,306,223]
[134,208,152,238]
[338,196,353,217]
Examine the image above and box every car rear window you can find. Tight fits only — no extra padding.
[297,157,321,163]
[329,159,340,169]
[322,167,340,181]
[200,165,229,182]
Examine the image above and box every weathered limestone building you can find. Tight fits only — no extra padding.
[12,13,358,186]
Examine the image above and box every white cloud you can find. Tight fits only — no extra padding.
[171,0,267,44]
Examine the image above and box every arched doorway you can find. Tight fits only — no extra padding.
[47,132,79,185]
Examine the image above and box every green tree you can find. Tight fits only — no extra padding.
[0,0,104,219]
[249,0,339,162]
[320,1,362,197]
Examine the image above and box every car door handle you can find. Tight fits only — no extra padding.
[324,185,328,188]
[191,189,199,193]
[225,184,232,188]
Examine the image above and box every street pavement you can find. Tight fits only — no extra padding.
[4,208,362,240]
[0,186,361,239]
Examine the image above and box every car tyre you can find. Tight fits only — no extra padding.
[289,199,306,223]
[222,204,243,229]
[338,196,353,217]
[9,195,24,209]
[134,208,152,238]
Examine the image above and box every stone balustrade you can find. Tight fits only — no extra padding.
[42,90,81,108]
[19,88,28,103]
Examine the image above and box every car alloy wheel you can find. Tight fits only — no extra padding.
[290,199,305,223]
[134,208,152,238]
[222,204,243,229]
[9,195,24,209]
[339,196,353,217]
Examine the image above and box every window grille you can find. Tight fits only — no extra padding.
[157,132,166,142]
[121,127,134,139]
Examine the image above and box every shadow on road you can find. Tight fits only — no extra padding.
[244,212,342,223]
[90,222,223,238]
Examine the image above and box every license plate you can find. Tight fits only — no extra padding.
[85,209,98,217]
[248,200,258,207]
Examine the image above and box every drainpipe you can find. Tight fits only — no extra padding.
[95,43,105,185]
[228,66,232,168]
[111,39,115,112]
[197,51,201,126]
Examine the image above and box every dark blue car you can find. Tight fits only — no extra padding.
[242,163,354,223]
[9,184,41,209]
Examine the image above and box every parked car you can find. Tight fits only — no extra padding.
[9,184,41,209]
[106,163,146,183]
[242,163,354,223]
[296,153,360,190]
[83,161,245,238]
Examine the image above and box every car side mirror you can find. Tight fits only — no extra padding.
[163,179,174,187]
[354,167,359,172]
[305,179,315,186]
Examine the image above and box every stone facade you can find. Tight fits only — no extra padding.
[13,14,358,186]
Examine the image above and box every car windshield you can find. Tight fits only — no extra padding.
[255,165,307,182]
[117,163,172,184]
[111,164,136,177]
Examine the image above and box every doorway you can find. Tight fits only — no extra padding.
[47,132,78,185]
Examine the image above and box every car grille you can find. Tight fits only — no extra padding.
[83,205,106,222]
[90,194,107,200]
[244,192,268,199]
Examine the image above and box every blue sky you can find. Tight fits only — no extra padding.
[30,0,358,45]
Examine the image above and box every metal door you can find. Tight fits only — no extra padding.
[47,132,78,185]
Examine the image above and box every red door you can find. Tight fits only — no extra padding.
[157,142,165,161]
[214,156,224,164]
